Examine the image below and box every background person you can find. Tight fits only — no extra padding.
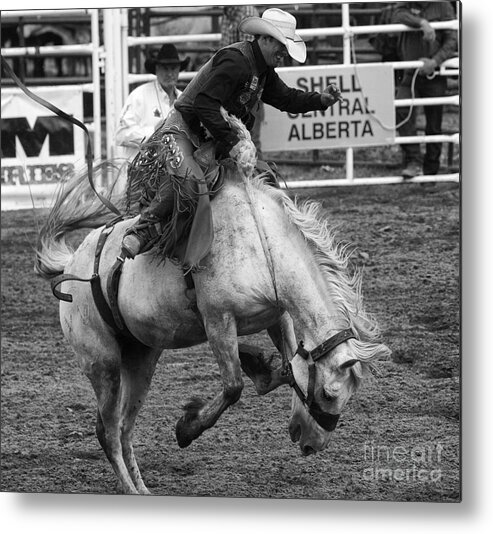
[219,5,259,48]
[115,44,190,161]
[391,2,457,178]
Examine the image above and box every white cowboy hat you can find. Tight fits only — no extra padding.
[239,8,307,64]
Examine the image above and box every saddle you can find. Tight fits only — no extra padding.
[126,137,281,271]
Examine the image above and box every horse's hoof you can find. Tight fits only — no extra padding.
[175,416,193,448]
[175,396,205,448]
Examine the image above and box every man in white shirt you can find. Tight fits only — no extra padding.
[115,44,190,160]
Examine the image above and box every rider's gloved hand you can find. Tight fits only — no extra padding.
[229,138,257,177]
[321,84,343,108]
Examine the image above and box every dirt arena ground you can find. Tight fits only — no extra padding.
[1,179,460,501]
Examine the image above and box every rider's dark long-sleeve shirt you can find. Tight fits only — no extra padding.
[175,40,328,154]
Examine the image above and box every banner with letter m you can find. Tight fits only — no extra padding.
[1,85,85,185]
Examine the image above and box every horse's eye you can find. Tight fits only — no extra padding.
[339,358,359,371]
[323,391,334,403]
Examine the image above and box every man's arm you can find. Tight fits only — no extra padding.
[115,87,155,148]
[262,70,337,113]
[392,2,457,74]
[392,3,436,42]
[193,52,248,153]
[430,3,458,66]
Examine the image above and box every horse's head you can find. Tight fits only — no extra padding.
[288,337,390,456]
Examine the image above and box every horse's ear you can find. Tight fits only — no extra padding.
[339,358,359,370]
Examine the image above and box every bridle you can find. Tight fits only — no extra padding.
[283,328,356,432]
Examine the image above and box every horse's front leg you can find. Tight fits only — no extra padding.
[175,313,243,448]
[238,313,297,395]
[238,344,291,395]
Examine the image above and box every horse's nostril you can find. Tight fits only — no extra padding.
[302,444,316,456]
[289,422,301,443]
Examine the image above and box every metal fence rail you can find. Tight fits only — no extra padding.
[1,4,460,195]
[1,8,103,162]
[120,7,459,186]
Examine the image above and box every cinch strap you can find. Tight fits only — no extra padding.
[50,218,136,341]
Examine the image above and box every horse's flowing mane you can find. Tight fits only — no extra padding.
[214,109,386,366]
[252,177,389,373]
[237,173,387,371]
[222,114,381,345]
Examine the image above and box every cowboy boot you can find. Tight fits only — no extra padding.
[119,176,176,260]
[119,215,161,260]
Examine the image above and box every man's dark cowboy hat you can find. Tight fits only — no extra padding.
[144,44,190,74]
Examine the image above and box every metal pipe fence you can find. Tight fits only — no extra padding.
[1,4,460,191]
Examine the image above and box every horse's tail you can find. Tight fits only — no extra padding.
[35,161,127,279]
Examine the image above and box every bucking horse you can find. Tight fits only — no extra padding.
[35,115,390,495]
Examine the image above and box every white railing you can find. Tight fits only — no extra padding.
[1,9,103,161]
[1,4,460,196]
[118,5,459,186]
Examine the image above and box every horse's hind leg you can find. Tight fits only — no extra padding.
[119,343,161,495]
[74,335,138,494]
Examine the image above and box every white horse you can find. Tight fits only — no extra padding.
[35,160,390,495]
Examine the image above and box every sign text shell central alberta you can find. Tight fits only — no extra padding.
[260,64,395,151]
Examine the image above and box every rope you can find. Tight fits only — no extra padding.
[348,33,420,131]
[242,175,280,305]
[240,173,291,370]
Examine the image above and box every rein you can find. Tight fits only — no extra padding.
[1,55,121,217]
[240,173,356,431]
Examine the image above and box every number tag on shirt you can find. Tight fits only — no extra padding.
[239,92,251,105]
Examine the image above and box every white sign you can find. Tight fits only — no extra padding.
[1,85,85,186]
[260,64,395,151]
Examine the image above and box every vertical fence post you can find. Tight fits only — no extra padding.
[103,9,125,162]
[103,9,114,162]
[91,9,102,165]
[121,8,130,102]
[342,3,354,183]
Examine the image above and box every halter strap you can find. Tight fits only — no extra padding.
[296,328,356,362]
[289,328,356,432]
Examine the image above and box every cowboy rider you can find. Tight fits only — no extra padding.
[119,8,343,261]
